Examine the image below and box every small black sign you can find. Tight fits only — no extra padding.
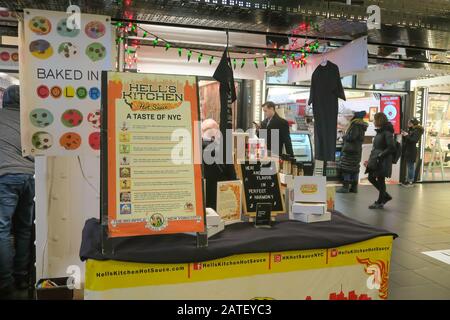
[240,161,284,215]
[255,203,272,228]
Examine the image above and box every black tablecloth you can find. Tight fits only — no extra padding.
[80,211,397,264]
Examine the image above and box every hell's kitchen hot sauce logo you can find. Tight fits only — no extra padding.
[300,184,318,194]
[121,82,184,111]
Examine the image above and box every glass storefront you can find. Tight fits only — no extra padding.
[265,85,406,182]
[421,93,450,182]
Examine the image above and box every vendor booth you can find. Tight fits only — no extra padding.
[81,212,396,300]
[6,2,420,301]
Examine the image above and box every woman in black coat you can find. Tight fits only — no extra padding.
[365,112,396,209]
[337,111,368,193]
[401,118,424,186]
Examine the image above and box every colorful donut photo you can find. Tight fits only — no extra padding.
[29,16,52,35]
[89,87,101,100]
[85,21,106,39]
[85,42,106,62]
[88,132,100,150]
[0,51,10,61]
[58,42,78,58]
[29,39,53,59]
[32,131,53,150]
[50,86,62,98]
[29,109,54,128]
[56,18,80,37]
[37,85,50,99]
[87,110,101,129]
[59,132,82,150]
[11,52,19,62]
[61,109,83,127]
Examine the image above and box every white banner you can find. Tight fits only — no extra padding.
[20,9,113,156]
[288,36,368,83]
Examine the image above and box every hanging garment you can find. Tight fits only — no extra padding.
[213,49,237,168]
[308,61,346,161]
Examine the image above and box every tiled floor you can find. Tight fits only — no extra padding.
[335,183,450,300]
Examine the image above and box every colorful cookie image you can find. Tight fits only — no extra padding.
[64,86,75,98]
[87,110,101,129]
[50,86,62,98]
[85,42,106,62]
[37,85,49,98]
[29,16,52,35]
[88,132,100,150]
[61,109,83,127]
[32,131,53,150]
[29,40,53,59]
[29,109,54,128]
[89,87,100,100]
[85,21,106,39]
[58,42,78,58]
[60,132,81,150]
[56,18,80,37]
[11,52,18,62]
[76,87,87,99]
[0,51,10,61]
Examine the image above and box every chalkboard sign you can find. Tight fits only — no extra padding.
[239,161,285,216]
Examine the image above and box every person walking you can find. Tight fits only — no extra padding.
[401,118,424,187]
[365,112,396,209]
[337,111,368,193]
[0,85,35,299]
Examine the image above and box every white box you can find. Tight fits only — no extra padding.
[292,202,326,215]
[207,220,225,238]
[293,176,327,203]
[279,173,294,188]
[206,208,221,226]
[290,211,331,223]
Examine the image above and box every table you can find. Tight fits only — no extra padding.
[81,211,397,300]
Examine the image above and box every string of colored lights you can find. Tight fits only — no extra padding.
[115,22,321,70]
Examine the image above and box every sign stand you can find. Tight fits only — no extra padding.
[255,203,272,228]
[100,71,206,254]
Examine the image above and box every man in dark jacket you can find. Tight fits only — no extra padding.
[0,85,35,299]
[401,118,424,187]
[258,101,294,157]
[365,112,396,209]
[337,111,368,193]
[201,119,236,210]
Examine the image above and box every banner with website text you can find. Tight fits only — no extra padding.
[20,9,112,155]
[103,71,205,237]
[85,236,393,299]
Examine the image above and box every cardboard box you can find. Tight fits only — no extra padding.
[293,176,326,203]
[292,202,326,215]
[206,208,221,226]
[290,211,332,223]
[36,277,74,300]
[279,173,294,188]
[207,220,225,238]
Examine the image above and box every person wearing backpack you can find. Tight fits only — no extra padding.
[401,118,424,187]
[365,112,396,209]
[337,111,368,193]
